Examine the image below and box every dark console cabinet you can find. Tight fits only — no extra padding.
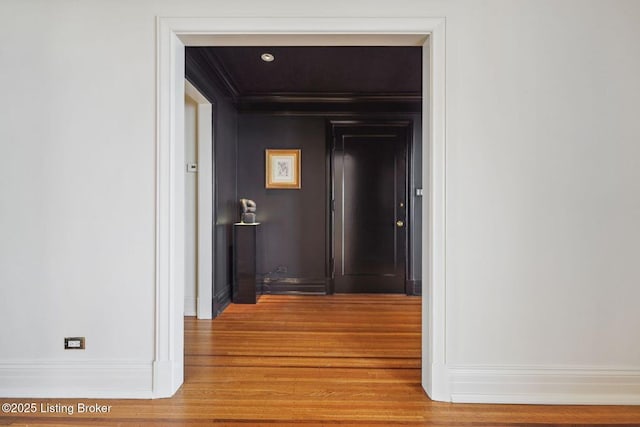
[232,223,260,304]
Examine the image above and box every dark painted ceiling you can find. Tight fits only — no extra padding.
[187,46,422,96]
[186,46,422,113]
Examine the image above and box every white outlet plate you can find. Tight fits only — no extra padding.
[64,337,85,350]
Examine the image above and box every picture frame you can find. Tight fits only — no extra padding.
[265,149,301,189]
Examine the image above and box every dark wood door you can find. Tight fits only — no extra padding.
[331,123,408,293]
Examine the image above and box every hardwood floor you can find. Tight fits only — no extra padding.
[2,294,640,426]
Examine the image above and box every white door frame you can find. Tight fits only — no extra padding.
[155,17,447,400]
[184,80,214,320]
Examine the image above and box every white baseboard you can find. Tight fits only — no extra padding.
[448,365,640,405]
[184,296,197,316]
[0,360,153,398]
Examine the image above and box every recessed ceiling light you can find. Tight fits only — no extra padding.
[261,53,275,62]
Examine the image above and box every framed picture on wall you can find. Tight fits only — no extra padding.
[265,149,301,189]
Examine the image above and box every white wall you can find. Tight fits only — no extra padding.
[1,0,639,402]
[0,0,160,397]
[445,1,640,367]
[441,1,640,403]
[184,96,198,317]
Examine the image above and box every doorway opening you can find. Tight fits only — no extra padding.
[155,17,447,401]
[186,45,422,298]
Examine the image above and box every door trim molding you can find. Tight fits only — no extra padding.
[184,80,214,320]
[155,16,447,400]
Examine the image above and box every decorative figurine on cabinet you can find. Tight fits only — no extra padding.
[239,198,257,224]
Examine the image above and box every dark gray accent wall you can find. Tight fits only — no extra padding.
[238,113,423,295]
[238,115,328,291]
[186,54,238,316]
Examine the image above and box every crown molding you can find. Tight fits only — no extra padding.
[237,93,422,113]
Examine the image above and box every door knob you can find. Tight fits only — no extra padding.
[396,220,404,227]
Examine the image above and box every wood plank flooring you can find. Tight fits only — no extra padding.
[2,294,640,426]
